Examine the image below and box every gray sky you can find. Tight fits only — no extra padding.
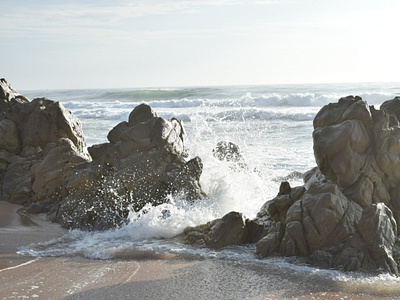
[1,0,399,90]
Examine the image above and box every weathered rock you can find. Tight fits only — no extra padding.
[1,83,86,156]
[256,221,284,257]
[184,211,264,249]
[381,96,400,126]
[0,78,29,110]
[279,183,362,257]
[18,98,87,153]
[128,103,158,126]
[107,121,130,144]
[181,95,400,274]
[53,108,205,229]
[308,250,333,269]
[0,80,205,231]
[275,95,400,273]
[357,203,398,274]
[313,95,372,129]
[313,119,371,187]
[207,212,247,249]
[266,182,305,224]
[0,119,20,153]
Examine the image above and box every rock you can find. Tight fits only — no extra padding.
[55,108,204,229]
[87,143,111,160]
[184,211,265,249]
[19,98,87,153]
[313,119,371,187]
[0,78,29,107]
[183,219,219,246]
[308,250,333,269]
[0,119,20,153]
[313,95,372,129]
[381,96,400,126]
[266,182,305,224]
[256,221,285,257]
[107,121,130,143]
[357,203,398,275]
[0,81,205,231]
[181,95,400,274]
[273,95,400,273]
[281,182,363,257]
[207,212,247,249]
[278,181,291,195]
[0,78,19,102]
[128,103,158,126]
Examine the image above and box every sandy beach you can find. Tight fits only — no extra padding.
[1,201,400,300]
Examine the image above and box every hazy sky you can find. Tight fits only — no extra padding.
[1,0,399,90]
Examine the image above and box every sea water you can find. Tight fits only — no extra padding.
[18,83,400,284]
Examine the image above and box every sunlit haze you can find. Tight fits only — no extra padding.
[1,0,399,90]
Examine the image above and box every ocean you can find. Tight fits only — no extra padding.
[18,82,400,287]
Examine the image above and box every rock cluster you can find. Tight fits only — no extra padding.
[0,79,204,230]
[183,95,400,275]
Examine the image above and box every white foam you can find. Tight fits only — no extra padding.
[17,83,400,285]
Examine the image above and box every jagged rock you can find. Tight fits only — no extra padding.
[0,119,20,153]
[0,80,205,231]
[181,95,400,275]
[0,78,29,109]
[357,203,398,274]
[313,95,372,129]
[280,183,363,257]
[313,119,371,187]
[256,221,284,257]
[274,95,400,274]
[183,211,264,249]
[0,80,86,155]
[265,182,305,224]
[19,98,87,153]
[52,109,205,229]
[381,96,400,126]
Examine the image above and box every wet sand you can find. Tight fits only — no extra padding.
[1,201,400,300]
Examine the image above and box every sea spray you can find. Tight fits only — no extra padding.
[18,83,400,286]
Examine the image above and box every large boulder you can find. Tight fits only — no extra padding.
[266,95,400,274]
[186,95,400,275]
[52,107,205,230]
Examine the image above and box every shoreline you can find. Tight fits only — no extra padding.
[1,201,400,299]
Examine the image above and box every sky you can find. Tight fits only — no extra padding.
[1,0,399,90]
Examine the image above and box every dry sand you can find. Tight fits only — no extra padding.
[1,201,400,300]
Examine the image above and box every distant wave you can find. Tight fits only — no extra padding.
[67,106,317,123]
[96,89,194,101]
[63,90,395,110]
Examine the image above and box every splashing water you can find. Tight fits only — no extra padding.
[18,83,400,286]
